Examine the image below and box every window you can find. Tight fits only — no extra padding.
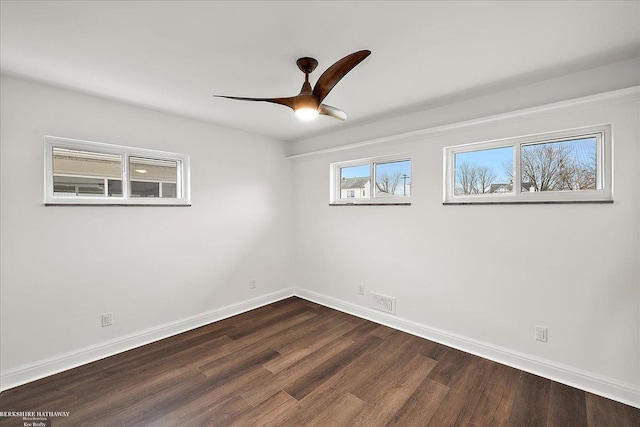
[129,157,178,198]
[443,125,612,204]
[45,136,190,205]
[331,155,411,205]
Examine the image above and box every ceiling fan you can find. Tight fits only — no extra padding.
[214,50,371,121]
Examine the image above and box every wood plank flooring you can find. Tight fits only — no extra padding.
[0,297,638,426]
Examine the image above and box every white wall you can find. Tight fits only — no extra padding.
[291,67,640,405]
[0,76,294,388]
[2,58,639,407]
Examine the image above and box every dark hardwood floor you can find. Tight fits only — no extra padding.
[0,297,638,426]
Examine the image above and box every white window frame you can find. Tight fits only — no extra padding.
[44,135,191,206]
[330,153,412,205]
[443,125,612,204]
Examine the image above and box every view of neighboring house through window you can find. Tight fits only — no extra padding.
[45,136,190,205]
[130,157,178,198]
[53,148,123,197]
[444,125,611,204]
[332,155,411,204]
[340,164,370,199]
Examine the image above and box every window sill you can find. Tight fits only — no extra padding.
[443,200,613,205]
[330,202,411,206]
[45,203,192,207]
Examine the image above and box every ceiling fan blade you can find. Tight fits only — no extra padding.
[213,95,296,110]
[319,104,347,121]
[312,50,371,103]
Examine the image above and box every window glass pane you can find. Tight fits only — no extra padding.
[454,147,513,195]
[521,137,597,192]
[52,148,121,197]
[129,157,178,198]
[374,160,411,197]
[108,180,122,196]
[161,183,177,198]
[131,181,159,198]
[340,165,370,199]
[53,176,104,196]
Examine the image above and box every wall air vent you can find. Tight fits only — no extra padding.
[370,292,396,315]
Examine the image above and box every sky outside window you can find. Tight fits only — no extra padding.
[454,146,513,195]
[455,147,513,182]
[340,164,370,179]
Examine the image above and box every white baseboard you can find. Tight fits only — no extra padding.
[2,286,638,410]
[294,288,640,409]
[0,288,295,392]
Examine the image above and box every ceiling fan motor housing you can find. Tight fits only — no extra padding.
[296,57,319,74]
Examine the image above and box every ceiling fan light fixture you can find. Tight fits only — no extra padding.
[295,107,319,120]
[294,93,319,120]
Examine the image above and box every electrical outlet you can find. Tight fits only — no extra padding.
[358,284,365,295]
[535,326,548,342]
[250,279,257,289]
[102,312,113,327]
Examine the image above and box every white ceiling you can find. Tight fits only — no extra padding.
[1,1,639,142]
